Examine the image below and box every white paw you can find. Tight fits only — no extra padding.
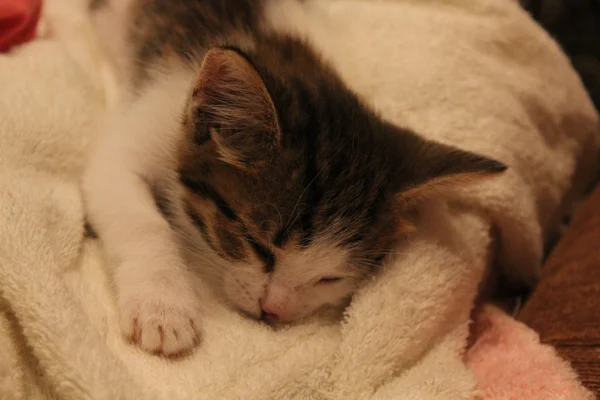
[119,293,201,357]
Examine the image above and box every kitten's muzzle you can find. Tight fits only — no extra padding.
[259,298,280,321]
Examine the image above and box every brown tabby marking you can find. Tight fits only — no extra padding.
[176,42,506,274]
[193,49,281,170]
[123,0,506,276]
[128,0,264,89]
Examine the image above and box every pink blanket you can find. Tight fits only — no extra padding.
[466,306,593,399]
[0,0,42,52]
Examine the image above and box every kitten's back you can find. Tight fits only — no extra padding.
[93,0,293,92]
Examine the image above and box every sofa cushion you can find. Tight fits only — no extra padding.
[519,183,600,396]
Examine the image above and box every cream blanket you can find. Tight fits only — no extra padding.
[0,0,597,399]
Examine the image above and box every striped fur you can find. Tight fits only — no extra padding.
[83,0,506,356]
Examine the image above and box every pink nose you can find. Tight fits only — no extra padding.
[259,298,280,320]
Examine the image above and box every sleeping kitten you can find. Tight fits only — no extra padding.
[83,0,506,357]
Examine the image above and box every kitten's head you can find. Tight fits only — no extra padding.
[177,40,505,322]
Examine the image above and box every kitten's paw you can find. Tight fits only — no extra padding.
[120,294,201,357]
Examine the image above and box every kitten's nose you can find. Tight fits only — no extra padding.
[259,298,279,320]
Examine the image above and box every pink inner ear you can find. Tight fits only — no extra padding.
[192,48,281,167]
[194,48,274,119]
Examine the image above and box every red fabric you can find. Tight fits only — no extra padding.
[0,0,42,52]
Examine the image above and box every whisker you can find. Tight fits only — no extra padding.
[259,219,278,233]
[284,209,303,239]
[265,202,283,230]
[353,260,383,270]
[284,161,330,229]
[358,250,400,256]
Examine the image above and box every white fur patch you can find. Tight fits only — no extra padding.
[223,240,357,321]
[82,68,201,355]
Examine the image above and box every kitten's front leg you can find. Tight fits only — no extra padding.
[83,138,201,357]
[116,250,202,357]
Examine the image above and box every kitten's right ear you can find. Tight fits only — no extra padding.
[187,48,281,169]
[392,136,507,207]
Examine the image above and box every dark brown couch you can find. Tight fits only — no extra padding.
[519,184,600,396]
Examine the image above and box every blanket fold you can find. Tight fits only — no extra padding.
[0,0,597,399]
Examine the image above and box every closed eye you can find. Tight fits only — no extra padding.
[317,277,343,285]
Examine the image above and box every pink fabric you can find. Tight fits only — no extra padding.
[465,306,592,400]
[0,0,42,52]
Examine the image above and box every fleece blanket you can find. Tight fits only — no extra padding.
[0,0,597,399]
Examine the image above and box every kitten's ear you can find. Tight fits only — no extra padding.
[189,48,280,169]
[395,138,507,207]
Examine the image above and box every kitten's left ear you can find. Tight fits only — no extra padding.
[394,138,507,206]
[188,48,281,169]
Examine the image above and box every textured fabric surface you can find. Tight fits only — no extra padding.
[520,184,600,397]
[467,306,593,400]
[0,0,597,399]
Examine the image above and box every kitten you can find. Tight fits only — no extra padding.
[83,0,506,357]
